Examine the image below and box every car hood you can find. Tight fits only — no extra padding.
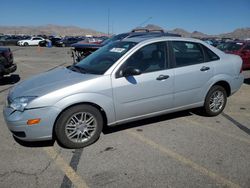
[9,67,100,100]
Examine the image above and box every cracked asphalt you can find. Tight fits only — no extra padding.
[0,46,250,188]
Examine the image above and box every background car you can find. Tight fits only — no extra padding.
[38,37,62,47]
[71,29,181,63]
[0,35,24,46]
[217,41,250,69]
[17,37,45,46]
[0,47,16,78]
[54,37,81,47]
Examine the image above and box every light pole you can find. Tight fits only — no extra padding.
[107,8,110,35]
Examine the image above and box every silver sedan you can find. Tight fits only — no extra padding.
[3,36,244,148]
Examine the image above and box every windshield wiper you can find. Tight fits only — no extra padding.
[68,65,87,74]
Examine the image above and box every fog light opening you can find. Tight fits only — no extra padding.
[27,118,41,126]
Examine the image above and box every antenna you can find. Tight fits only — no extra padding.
[138,17,152,27]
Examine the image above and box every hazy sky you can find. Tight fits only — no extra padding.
[0,0,249,34]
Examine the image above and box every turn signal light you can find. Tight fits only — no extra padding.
[27,118,41,126]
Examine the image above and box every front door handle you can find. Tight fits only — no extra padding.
[200,66,210,71]
[156,75,169,81]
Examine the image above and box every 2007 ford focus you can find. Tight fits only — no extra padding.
[3,36,244,148]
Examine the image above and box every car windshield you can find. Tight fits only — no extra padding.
[71,41,137,75]
[218,42,244,51]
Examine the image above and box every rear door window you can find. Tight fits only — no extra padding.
[172,41,204,67]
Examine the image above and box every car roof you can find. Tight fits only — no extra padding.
[122,36,201,43]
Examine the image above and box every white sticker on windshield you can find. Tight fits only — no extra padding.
[110,48,125,53]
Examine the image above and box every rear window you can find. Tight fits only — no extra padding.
[202,45,220,61]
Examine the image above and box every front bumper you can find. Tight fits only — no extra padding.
[3,106,61,141]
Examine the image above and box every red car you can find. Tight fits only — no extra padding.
[218,41,250,70]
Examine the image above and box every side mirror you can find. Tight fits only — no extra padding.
[122,67,141,77]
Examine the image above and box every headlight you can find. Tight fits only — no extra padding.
[10,96,37,112]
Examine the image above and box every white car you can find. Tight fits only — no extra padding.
[17,37,44,46]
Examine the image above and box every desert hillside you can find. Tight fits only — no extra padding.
[0,24,250,39]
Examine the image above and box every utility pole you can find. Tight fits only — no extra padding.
[107,8,110,35]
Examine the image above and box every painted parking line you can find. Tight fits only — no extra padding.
[184,118,250,145]
[126,130,241,188]
[43,147,89,188]
[226,112,250,118]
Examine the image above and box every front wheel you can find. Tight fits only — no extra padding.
[24,42,28,46]
[55,104,103,148]
[203,85,227,116]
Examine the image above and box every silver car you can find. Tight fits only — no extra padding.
[3,37,244,148]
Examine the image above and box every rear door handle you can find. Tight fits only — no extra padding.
[200,66,210,71]
[156,75,169,81]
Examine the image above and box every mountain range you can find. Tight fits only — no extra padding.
[0,24,250,39]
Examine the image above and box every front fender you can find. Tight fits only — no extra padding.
[53,93,115,124]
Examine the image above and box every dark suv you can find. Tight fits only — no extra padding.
[0,47,16,78]
[71,29,181,63]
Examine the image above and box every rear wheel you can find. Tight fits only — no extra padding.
[203,85,227,116]
[55,104,103,148]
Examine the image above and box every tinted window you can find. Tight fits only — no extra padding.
[122,42,167,74]
[172,41,204,67]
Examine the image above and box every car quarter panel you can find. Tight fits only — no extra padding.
[211,54,244,94]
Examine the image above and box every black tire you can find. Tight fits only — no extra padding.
[24,42,28,46]
[55,104,103,148]
[203,85,227,116]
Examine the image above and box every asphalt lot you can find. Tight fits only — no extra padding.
[0,46,250,188]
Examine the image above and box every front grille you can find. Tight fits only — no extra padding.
[11,131,26,138]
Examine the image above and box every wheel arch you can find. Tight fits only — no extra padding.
[211,80,231,97]
[52,102,108,139]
